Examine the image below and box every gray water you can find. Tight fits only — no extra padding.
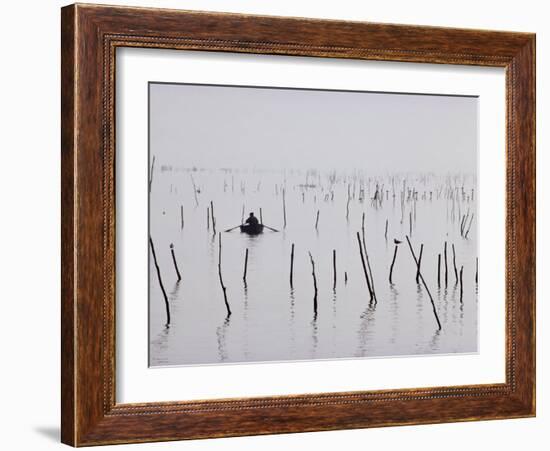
[149,168,478,366]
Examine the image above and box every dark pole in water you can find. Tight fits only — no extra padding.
[210,201,216,234]
[465,213,475,238]
[389,244,398,284]
[459,265,464,303]
[385,219,388,240]
[308,252,318,316]
[344,271,348,284]
[405,236,442,330]
[149,237,170,326]
[290,243,295,288]
[180,205,184,229]
[416,243,424,284]
[241,204,245,225]
[149,155,155,193]
[315,210,320,230]
[332,249,337,290]
[452,243,458,284]
[206,207,210,230]
[243,248,249,283]
[361,213,376,302]
[444,241,448,288]
[475,257,479,284]
[169,243,182,282]
[259,208,263,224]
[357,232,373,300]
[217,233,231,317]
[437,253,441,288]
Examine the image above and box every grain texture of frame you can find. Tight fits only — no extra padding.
[61,3,535,446]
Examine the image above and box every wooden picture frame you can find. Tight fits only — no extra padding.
[61,3,535,446]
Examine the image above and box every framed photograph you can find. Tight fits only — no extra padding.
[61,3,535,446]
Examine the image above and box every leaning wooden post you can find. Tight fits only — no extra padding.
[210,201,216,234]
[259,207,263,224]
[332,249,337,290]
[243,248,249,283]
[289,243,295,288]
[389,244,398,284]
[149,155,155,193]
[206,207,210,230]
[452,243,458,284]
[180,205,184,229]
[169,243,182,282]
[465,213,475,238]
[405,236,442,330]
[361,213,377,302]
[217,233,231,317]
[416,243,424,284]
[357,232,373,300]
[385,219,388,240]
[149,237,170,326]
[437,253,441,288]
[315,209,320,230]
[308,251,318,316]
[459,265,464,303]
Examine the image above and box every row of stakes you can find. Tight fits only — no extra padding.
[150,211,477,331]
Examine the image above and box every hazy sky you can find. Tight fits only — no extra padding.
[149,82,477,173]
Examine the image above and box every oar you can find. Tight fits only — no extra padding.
[224,225,242,232]
[263,224,279,232]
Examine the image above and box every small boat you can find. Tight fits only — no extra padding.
[240,223,264,235]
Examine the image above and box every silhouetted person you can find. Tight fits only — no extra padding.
[246,212,259,226]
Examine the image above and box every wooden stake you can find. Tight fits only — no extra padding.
[190,174,199,207]
[332,249,337,290]
[210,201,216,234]
[362,213,376,302]
[437,253,441,288]
[180,205,184,229]
[444,241,448,288]
[459,265,464,303]
[169,243,182,282]
[475,257,479,284]
[315,209,320,229]
[308,251,318,316]
[217,233,231,317]
[389,244,398,284]
[149,156,155,193]
[452,243,458,284]
[416,243,424,284]
[357,232,373,300]
[405,236,442,330]
[385,219,388,240]
[259,207,263,224]
[207,207,210,229]
[243,248,249,283]
[290,243,295,288]
[465,213,475,238]
[149,237,170,325]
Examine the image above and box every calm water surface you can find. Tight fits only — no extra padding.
[149,169,478,366]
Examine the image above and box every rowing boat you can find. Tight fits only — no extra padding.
[240,224,264,235]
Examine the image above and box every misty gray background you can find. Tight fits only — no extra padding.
[149,83,477,173]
